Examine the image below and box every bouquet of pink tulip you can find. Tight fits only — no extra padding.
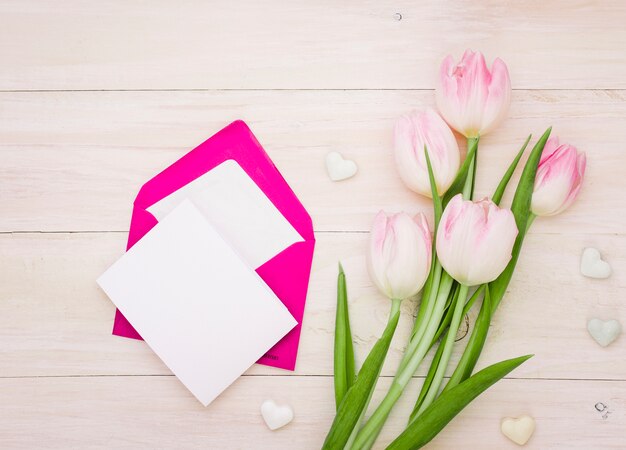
[324,50,586,449]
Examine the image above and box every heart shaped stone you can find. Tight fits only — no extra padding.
[501,415,535,446]
[587,318,622,347]
[325,151,358,181]
[260,400,294,431]
[580,247,611,279]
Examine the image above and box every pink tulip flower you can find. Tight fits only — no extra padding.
[368,211,432,300]
[436,50,511,138]
[394,109,461,197]
[436,195,518,286]
[531,137,586,217]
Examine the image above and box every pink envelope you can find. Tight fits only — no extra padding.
[113,120,315,371]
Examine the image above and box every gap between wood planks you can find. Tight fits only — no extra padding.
[1,231,623,235]
[1,374,625,382]
[1,88,625,93]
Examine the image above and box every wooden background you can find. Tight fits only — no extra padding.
[1,1,625,448]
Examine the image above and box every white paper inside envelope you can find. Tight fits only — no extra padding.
[147,159,304,269]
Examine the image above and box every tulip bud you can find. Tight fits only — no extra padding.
[393,109,461,197]
[436,195,518,286]
[367,211,432,300]
[531,137,586,217]
[436,50,511,138]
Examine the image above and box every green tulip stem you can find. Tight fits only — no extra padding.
[388,297,402,325]
[526,213,536,233]
[412,284,469,418]
[462,137,479,200]
[400,260,443,372]
[351,274,454,449]
[344,297,401,446]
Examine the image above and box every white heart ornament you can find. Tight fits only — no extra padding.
[325,151,358,181]
[501,415,535,446]
[261,400,294,431]
[580,247,611,279]
[587,318,622,347]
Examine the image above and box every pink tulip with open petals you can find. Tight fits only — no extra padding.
[436,50,511,138]
[368,211,432,300]
[531,137,586,217]
[436,194,518,286]
[394,108,461,197]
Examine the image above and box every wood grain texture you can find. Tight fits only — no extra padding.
[0,376,624,449]
[1,90,624,234]
[1,232,624,380]
[1,1,626,90]
[2,1,626,448]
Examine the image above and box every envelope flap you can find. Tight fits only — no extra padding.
[255,239,315,370]
[133,120,314,242]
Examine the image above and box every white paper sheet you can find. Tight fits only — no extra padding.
[146,159,303,269]
[98,200,297,406]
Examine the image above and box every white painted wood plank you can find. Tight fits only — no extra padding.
[0,3,623,449]
[0,375,623,449]
[1,90,624,234]
[1,1,625,90]
[1,232,623,380]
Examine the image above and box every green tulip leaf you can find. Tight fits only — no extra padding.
[334,263,356,409]
[492,134,532,205]
[489,127,551,310]
[323,308,401,449]
[386,355,533,450]
[424,146,443,230]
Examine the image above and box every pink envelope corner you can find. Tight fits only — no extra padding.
[112,120,315,371]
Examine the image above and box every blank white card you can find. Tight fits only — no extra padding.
[98,200,297,406]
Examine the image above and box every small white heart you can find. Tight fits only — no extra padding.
[260,400,294,431]
[580,247,611,279]
[587,318,622,347]
[501,415,535,446]
[325,151,358,182]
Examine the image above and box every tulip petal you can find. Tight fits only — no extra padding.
[367,211,432,300]
[436,194,518,286]
[436,50,511,137]
[394,109,460,197]
[539,136,561,164]
[531,138,586,216]
[481,57,511,136]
